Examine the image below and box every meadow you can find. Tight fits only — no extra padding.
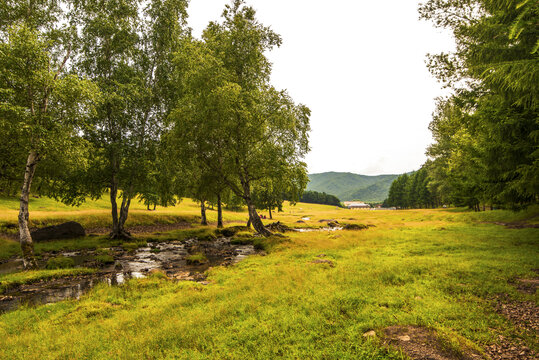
[0,197,537,359]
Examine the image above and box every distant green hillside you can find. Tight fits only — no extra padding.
[307,172,400,202]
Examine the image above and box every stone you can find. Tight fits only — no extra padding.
[342,223,368,231]
[30,221,85,242]
[397,335,411,341]
[311,259,335,267]
[362,330,376,338]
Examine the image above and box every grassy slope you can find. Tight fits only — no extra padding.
[0,195,248,232]
[0,202,537,359]
[307,172,399,202]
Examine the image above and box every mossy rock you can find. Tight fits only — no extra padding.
[95,254,115,265]
[230,231,258,245]
[342,223,369,230]
[46,256,75,269]
[216,226,251,237]
[186,252,208,265]
[198,231,217,241]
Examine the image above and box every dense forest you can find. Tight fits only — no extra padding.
[299,190,342,207]
[0,0,310,268]
[386,0,538,210]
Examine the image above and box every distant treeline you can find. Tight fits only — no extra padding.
[300,191,342,207]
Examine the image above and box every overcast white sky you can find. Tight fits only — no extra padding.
[187,0,455,175]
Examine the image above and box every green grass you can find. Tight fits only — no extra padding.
[0,202,538,359]
[0,237,21,259]
[0,268,96,294]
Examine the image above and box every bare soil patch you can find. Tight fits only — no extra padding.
[494,295,538,333]
[382,325,481,360]
[87,221,192,235]
[514,278,539,295]
[484,334,537,360]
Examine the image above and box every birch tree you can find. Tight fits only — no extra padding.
[0,1,98,268]
[170,1,310,236]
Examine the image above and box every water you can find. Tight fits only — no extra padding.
[0,238,256,313]
[294,227,343,232]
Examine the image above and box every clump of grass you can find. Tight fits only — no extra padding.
[216,226,251,237]
[34,236,112,255]
[185,252,208,265]
[230,233,288,252]
[94,255,114,265]
[0,268,95,294]
[230,231,258,245]
[46,256,75,270]
[122,241,147,252]
[150,248,161,254]
[95,248,111,256]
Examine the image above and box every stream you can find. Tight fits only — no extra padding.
[0,238,255,313]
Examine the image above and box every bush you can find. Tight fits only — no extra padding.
[46,256,75,269]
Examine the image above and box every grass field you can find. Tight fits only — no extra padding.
[0,197,537,359]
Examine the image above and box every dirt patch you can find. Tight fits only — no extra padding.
[492,221,539,229]
[514,278,539,295]
[87,221,192,235]
[488,213,539,229]
[494,295,539,333]
[484,334,537,360]
[310,259,335,267]
[382,326,481,360]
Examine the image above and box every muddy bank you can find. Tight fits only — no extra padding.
[0,237,256,313]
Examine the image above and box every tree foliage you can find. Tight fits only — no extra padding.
[413,0,539,209]
[299,191,342,207]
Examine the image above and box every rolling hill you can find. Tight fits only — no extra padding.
[307,172,400,202]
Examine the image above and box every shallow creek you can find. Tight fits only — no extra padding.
[0,238,255,313]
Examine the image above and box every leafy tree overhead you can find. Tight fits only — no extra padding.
[170,0,310,236]
[74,0,188,239]
[418,0,538,209]
[0,1,99,268]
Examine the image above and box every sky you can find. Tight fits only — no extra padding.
[187,0,455,176]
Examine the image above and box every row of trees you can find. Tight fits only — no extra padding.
[0,0,310,268]
[384,168,438,209]
[299,191,342,207]
[386,0,538,210]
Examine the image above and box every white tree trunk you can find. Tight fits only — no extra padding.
[19,150,39,269]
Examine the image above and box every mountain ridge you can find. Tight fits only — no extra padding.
[306,171,400,202]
